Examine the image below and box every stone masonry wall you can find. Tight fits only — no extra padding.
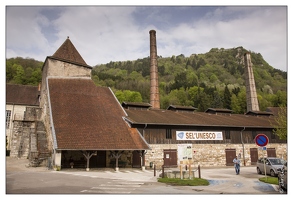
[10,121,35,158]
[46,59,91,78]
[144,143,287,168]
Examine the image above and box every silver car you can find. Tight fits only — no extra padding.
[256,157,285,177]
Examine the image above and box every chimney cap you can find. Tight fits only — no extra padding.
[149,30,156,33]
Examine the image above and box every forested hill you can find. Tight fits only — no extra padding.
[91,46,287,113]
[6,46,287,114]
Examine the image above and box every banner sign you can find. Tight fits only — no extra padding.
[176,131,223,140]
[177,144,192,161]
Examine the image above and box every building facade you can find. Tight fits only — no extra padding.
[6,32,287,171]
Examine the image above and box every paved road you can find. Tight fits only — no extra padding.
[5,157,282,195]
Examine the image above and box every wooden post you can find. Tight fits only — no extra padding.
[198,164,201,179]
[154,164,156,177]
[162,165,164,178]
[180,165,183,179]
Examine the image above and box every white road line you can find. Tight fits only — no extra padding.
[81,189,131,194]
[97,184,141,187]
[92,186,139,189]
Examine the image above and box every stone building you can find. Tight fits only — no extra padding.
[5,84,43,158]
[6,32,287,171]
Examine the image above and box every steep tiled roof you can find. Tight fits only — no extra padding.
[49,37,91,68]
[6,84,39,106]
[124,109,277,129]
[48,78,150,150]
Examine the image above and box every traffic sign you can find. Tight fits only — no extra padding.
[255,134,269,147]
[258,146,267,150]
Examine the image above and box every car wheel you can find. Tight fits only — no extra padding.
[270,169,276,177]
[257,167,262,174]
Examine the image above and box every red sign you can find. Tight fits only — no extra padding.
[255,134,269,147]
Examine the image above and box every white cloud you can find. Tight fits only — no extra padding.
[5,6,288,71]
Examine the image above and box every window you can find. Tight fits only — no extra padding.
[166,129,172,139]
[225,130,230,139]
[6,110,11,128]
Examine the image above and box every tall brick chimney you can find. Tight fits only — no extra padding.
[149,30,160,109]
[244,52,259,112]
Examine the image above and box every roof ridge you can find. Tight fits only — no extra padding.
[52,36,88,67]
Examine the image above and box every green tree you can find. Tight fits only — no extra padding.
[223,85,231,109]
[272,90,287,107]
[115,90,142,103]
[13,64,25,84]
[231,89,247,114]
[272,106,287,140]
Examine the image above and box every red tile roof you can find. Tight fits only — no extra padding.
[48,78,150,150]
[6,84,40,106]
[49,37,91,68]
[124,109,277,129]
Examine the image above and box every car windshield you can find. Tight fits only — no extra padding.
[269,158,284,165]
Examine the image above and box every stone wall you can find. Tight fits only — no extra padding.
[144,143,287,168]
[10,120,34,158]
[6,104,29,150]
[9,106,50,161]
[46,59,91,78]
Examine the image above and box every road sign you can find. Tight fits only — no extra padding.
[255,134,269,147]
[258,146,267,150]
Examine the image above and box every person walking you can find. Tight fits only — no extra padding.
[233,156,241,175]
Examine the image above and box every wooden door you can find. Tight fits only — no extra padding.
[267,148,276,157]
[250,148,258,165]
[163,149,177,167]
[225,148,236,166]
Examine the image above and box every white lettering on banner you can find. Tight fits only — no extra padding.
[176,131,223,140]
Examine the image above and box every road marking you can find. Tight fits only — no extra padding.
[97,184,142,187]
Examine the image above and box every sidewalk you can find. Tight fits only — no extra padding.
[5,157,48,172]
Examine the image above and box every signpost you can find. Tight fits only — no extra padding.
[255,134,269,147]
[255,134,269,178]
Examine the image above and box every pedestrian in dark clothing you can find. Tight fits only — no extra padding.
[233,156,241,175]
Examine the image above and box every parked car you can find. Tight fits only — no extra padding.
[278,161,287,194]
[256,157,285,177]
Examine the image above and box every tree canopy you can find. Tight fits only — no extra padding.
[6,46,287,114]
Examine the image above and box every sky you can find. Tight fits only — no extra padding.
[4,2,289,72]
